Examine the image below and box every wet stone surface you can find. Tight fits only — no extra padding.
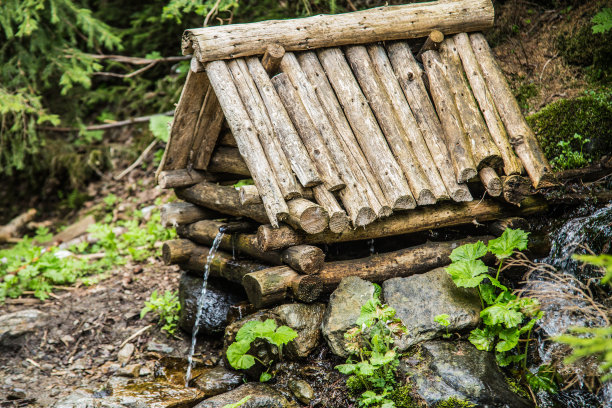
[191,366,243,398]
[194,383,296,408]
[0,309,48,348]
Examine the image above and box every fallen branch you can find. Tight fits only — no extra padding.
[38,111,174,132]
[114,140,158,180]
[0,209,37,243]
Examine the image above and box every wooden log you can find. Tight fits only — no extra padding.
[469,33,554,188]
[161,202,216,227]
[452,32,523,176]
[312,186,349,234]
[182,0,494,62]
[218,131,237,147]
[285,198,329,235]
[0,209,37,244]
[206,60,288,227]
[207,146,250,176]
[421,50,477,183]
[317,236,493,291]
[479,167,502,197]
[416,30,444,61]
[176,181,270,224]
[257,196,548,251]
[158,169,207,189]
[386,41,472,202]
[228,59,301,200]
[177,220,325,274]
[261,44,285,75]
[246,57,321,188]
[297,51,391,218]
[192,85,225,169]
[345,45,433,206]
[502,175,533,205]
[317,47,415,210]
[272,73,344,191]
[367,44,449,201]
[161,70,209,171]
[438,37,502,170]
[242,266,323,308]
[280,52,376,225]
[162,239,196,264]
[239,185,261,206]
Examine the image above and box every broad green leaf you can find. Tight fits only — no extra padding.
[259,372,272,382]
[496,328,520,352]
[356,298,379,327]
[226,340,255,370]
[449,241,487,262]
[434,314,450,327]
[445,260,489,288]
[525,366,558,393]
[149,115,172,142]
[496,352,523,367]
[592,8,612,34]
[269,325,298,347]
[370,350,396,366]
[487,276,508,292]
[487,228,529,260]
[357,361,375,376]
[469,327,496,351]
[480,284,497,305]
[481,303,524,328]
[519,318,538,334]
[236,319,277,343]
[221,396,251,408]
[335,363,357,375]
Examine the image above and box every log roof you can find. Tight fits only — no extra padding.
[158,0,554,233]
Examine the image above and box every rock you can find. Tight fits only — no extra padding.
[191,366,243,397]
[115,364,141,378]
[146,342,174,354]
[321,276,375,357]
[403,341,532,408]
[195,383,295,408]
[117,343,135,365]
[0,309,47,348]
[383,267,481,350]
[289,380,314,405]
[272,303,325,358]
[179,273,246,336]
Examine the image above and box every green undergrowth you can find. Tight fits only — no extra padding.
[140,289,181,335]
[0,198,175,301]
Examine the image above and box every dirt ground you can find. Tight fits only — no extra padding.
[0,1,601,406]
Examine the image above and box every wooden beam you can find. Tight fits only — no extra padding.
[191,84,225,170]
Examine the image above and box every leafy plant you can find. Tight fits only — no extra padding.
[550,133,591,171]
[434,314,451,339]
[226,319,298,382]
[222,396,251,408]
[140,289,181,335]
[335,290,407,408]
[592,8,612,34]
[444,229,544,372]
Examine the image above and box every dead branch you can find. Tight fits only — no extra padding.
[37,111,174,132]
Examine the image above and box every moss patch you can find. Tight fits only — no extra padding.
[527,92,612,169]
[435,397,476,408]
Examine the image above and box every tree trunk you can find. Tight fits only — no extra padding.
[285,198,329,235]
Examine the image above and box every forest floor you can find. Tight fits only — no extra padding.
[0,1,603,407]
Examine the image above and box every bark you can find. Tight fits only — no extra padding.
[158,169,207,189]
[479,167,503,197]
[218,131,237,147]
[312,185,350,234]
[416,30,444,61]
[285,198,329,235]
[192,85,225,170]
[502,175,533,205]
[239,185,262,206]
[0,209,37,243]
[161,202,216,227]
[261,44,285,75]
[242,266,323,308]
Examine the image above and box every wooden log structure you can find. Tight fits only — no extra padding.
[161,202,217,227]
[386,41,472,202]
[218,131,237,147]
[207,146,250,176]
[502,175,533,205]
[469,33,554,188]
[239,185,262,206]
[479,167,503,197]
[182,0,494,62]
[158,169,207,189]
[261,44,285,75]
[192,84,225,170]
[242,266,323,308]
[416,30,444,61]
[285,198,329,235]
[257,196,548,251]
[312,186,350,233]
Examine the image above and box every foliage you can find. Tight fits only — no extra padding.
[226,319,298,382]
[445,229,545,374]
[221,396,251,408]
[0,205,175,301]
[335,291,407,408]
[387,386,418,408]
[592,8,612,34]
[513,81,539,112]
[434,314,451,339]
[140,289,181,335]
[527,91,612,168]
[574,254,612,284]
[434,398,476,408]
[549,133,591,171]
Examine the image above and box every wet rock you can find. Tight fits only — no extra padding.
[116,364,141,378]
[403,341,532,408]
[321,276,375,357]
[179,273,246,336]
[195,383,295,408]
[191,366,243,397]
[0,309,47,348]
[273,303,325,358]
[289,380,314,405]
[383,267,481,350]
[117,343,135,365]
[146,342,174,354]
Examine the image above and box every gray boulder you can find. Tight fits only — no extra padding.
[195,383,296,408]
[383,267,481,350]
[321,276,375,357]
[403,341,532,408]
[192,366,243,397]
[273,303,325,358]
[0,309,47,348]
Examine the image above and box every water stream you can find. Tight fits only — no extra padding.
[184,230,225,387]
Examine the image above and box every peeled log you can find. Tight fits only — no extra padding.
[502,175,533,205]
[162,239,196,264]
[261,44,285,75]
[242,266,323,308]
[182,0,494,62]
[285,198,329,235]
[257,196,548,251]
[312,186,350,233]
[281,245,325,275]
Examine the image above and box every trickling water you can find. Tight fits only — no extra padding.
[368,239,375,255]
[184,230,225,386]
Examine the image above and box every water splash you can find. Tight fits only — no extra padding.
[368,239,375,255]
[184,230,225,386]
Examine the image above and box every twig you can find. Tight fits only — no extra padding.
[86,54,190,65]
[114,139,158,180]
[38,111,174,132]
[119,325,152,348]
[94,61,157,79]
[539,53,559,82]
[204,0,223,27]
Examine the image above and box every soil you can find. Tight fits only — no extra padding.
[0,1,602,407]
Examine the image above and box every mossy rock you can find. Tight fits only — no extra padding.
[527,93,612,168]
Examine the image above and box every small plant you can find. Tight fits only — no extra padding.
[226,319,298,382]
[222,396,251,408]
[335,289,407,408]
[434,314,451,339]
[550,133,591,170]
[592,7,612,34]
[435,397,476,408]
[140,290,181,335]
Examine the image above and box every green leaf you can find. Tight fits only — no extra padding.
[434,314,450,327]
[445,260,490,288]
[496,352,523,367]
[356,361,375,376]
[226,340,255,370]
[480,284,497,305]
[335,363,357,375]
[469,327,496,351]
[592,8,612,34]
[149,115,172,142]
[487,228,529,260]
[259,372,272,382]
[370,350,396,366]
[233,179,254,188]
[269,325,298,347]
[449,241,488,262]
[236,319,277,343]
[356,298,379,327]
[496,328,520,352]
[221,396,251,408]
[481,303,524,328]
[525,365,558,393]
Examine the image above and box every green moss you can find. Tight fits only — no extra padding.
[434,397,476,408]
[389,384,422,408]
[513,80,539,112]
[527,92,612,169]
[505,376,530,399]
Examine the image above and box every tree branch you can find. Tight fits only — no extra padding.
[37,111,174,132]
